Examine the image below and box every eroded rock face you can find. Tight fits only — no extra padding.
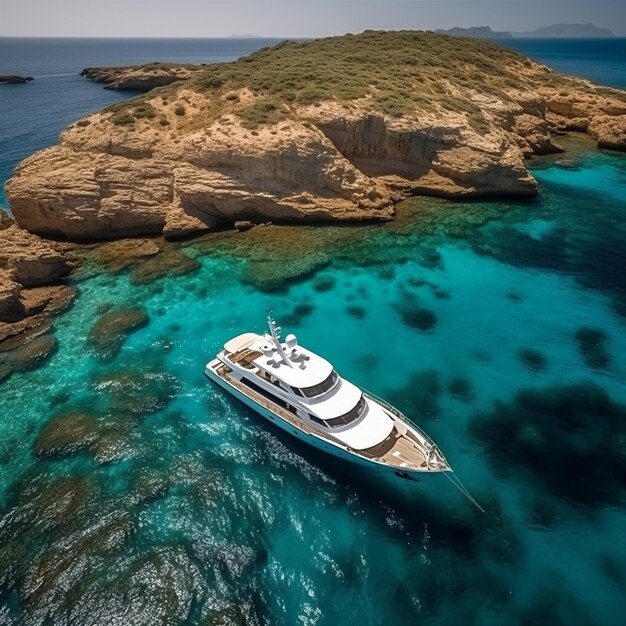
[0,269,24,323]
[6,114,394,241]
[0,223,71,286]
[0,221,75,376]
[543,87,626,150]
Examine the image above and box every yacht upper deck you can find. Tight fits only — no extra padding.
[222,331,334,389]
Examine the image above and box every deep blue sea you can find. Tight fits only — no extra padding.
[0,38,625,626]
[502,38,626,89]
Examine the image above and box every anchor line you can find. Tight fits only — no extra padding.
[442,471,489,517]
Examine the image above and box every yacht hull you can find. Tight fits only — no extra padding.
[205,362,439,479]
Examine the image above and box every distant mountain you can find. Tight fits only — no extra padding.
[435,26,512,39]
[515,23,614,38]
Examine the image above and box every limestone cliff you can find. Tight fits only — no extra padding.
[5,30,626,241]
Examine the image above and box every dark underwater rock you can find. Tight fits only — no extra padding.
[0,474,92,595]
[575,327,611,369]
[201,604,248,626]
[400,307,438,332]
[129,247,200,285]
[5,474,91,539]
[0,332,57,382]
[95,238,160,274]
[313,276,336,293]
[387,369,442,420]
[418,248,443,269]
[518,348,548,371]
[91,369,180,416]
[469,382,626,507]
[34,410,100,458]
[447,376,473,401]
[33,408,134,464]
[282,302,315,327]
[346,305,366,319]
[9,333,57,371]
[87,306,148,360]
[21,510,135,617]
[129,473,170,506]
[62,547,202,626]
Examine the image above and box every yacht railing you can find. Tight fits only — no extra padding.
[362,388,451,471]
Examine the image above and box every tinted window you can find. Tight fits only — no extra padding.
[308,414,326,426]
[298,370,339,398]
[311,395,367,429]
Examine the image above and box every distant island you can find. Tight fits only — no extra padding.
[437,23,615,39]
[435,26,512,39]
[516,23,615,38]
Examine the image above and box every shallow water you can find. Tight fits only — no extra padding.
[1,143,625,625]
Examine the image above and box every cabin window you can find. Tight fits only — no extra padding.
[308,395,367,429]
[295,370,339,398]
[325,395,366,428]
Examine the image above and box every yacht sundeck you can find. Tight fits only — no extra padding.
[204,316,451,478]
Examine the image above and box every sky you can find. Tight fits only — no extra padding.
[1,0,625,38]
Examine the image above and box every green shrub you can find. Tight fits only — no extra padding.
[111,111,135,125]
[174,105,186,116]
[296,88,330,105]
[238,99,286,128]
[132,103,156,119]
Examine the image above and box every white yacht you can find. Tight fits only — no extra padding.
[204,316,451,478]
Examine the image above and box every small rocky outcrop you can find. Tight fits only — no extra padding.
[0,217,75,378]
[0,75,34,84]
[81,63,203,90]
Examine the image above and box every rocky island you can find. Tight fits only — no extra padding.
[0,75,34,84]
[5,30,626,243]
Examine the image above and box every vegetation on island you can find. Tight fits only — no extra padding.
[104,29,586,131]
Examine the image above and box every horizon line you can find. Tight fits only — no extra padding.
[2,33,624,39]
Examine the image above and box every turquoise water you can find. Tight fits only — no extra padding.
[1,144,625,624]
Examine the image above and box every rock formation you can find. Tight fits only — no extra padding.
[0,75,34,84]
[5,30,626,242]
[0,216,75,378]
[81,63,204,91]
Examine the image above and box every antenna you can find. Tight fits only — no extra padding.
[266,312,293,368]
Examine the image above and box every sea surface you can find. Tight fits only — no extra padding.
[0,38,625,626]
[501,37,626,89]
